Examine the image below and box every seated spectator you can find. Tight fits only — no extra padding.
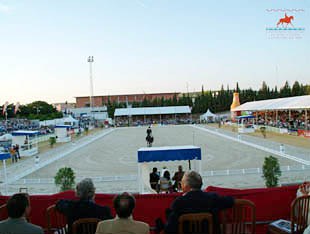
[0,193,44,234]
[150,167,160,192]
[159,171,234,234]
[95,192,149,234]
[9,146,17,163]
[172,165,184,192]
[56,178,112,234]
[160,170,173,193]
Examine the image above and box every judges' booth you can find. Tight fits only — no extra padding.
[137,145,202,194]
[12,130,39,157]
[237,115,255,133]
[55,125,71,143]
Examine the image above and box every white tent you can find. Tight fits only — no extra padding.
[0,134,13,141]
[62,115,79,127]
[40,115,79,127]
[137,145,202,194]
[232,95,310,111]
[200,109,217,122]
[12,130,39,157]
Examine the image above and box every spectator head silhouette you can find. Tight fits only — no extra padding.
[113,192,136,218]
[181,171,203,192]
[76,178,95,200]
[163,170,170,180]
[7,193,30,218]
[178,165,183,172]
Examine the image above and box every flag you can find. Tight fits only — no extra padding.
[2,101,8,115]
[14,102,20,114]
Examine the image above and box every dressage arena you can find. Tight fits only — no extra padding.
[6,125,310,194]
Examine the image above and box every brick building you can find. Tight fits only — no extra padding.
[75,92,180,108]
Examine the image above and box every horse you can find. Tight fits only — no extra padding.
[146,134,154,147]
[277,13,294,27]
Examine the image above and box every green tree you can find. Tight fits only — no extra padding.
[54,167,75,192]
[280,81,291,98]
[292,81,301,96]
[262,156,281,187]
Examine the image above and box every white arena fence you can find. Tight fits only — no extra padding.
[10,164,310,185]
[37,133,55,143]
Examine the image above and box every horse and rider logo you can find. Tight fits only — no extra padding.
[266,9,305,39]
[276,13,294,27]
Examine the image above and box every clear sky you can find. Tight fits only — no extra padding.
[0,0,309,104]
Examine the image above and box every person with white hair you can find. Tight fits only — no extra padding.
[56,178,112,234]
[163,171,235,234]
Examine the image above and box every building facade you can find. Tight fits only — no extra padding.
[75,92,180,108]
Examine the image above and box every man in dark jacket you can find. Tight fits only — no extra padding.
[164,171,234,234]
[56,178,112,234]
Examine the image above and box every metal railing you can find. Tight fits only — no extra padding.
[10,164,310,185]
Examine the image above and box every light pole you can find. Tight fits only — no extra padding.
[88,56,94,115]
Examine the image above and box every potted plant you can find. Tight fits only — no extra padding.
[262,155,281,187]
[49,136,56,148]
[54,167,75,192]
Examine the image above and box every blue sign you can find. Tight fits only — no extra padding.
[0,153,11,160]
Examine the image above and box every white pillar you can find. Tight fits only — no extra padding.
[3,160,8,194]
[305,110,308,130]
[138,164,143,194]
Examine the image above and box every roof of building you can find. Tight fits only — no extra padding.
[75,92,180,98]
[232,95,310,111]
[114,106,191,116]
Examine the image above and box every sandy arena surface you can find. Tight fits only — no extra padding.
[5,125,310,194]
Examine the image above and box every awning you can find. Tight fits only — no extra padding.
[137,145,202,194]
[12,130,39,136]
[138,145,201,163]
[237,115,255,119]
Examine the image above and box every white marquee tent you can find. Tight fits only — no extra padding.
[200,109,217,121]
[232,95,310,111]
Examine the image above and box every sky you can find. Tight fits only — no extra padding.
[0,0,309,104]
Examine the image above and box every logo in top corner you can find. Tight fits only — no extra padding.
[266,9,305,39]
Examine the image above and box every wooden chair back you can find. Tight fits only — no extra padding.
[178,212,213,234]
[222,199,256,234]
[72,218,101,234]
[46,204,67,234]
[0,203,8,221]
[291,195,310,234]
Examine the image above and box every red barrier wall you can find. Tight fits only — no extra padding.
[0,185,299,234]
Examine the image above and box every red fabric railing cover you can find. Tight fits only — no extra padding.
[0,185,299,234]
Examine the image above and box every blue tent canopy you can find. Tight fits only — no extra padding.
[237,115,255,119]
[0,153,10,160]
[138,145,201,163]
[55,125,72,129]
[12,130,39,136]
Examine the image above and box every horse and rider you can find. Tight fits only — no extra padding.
[146,126,154,147]
[277,13,294,27]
